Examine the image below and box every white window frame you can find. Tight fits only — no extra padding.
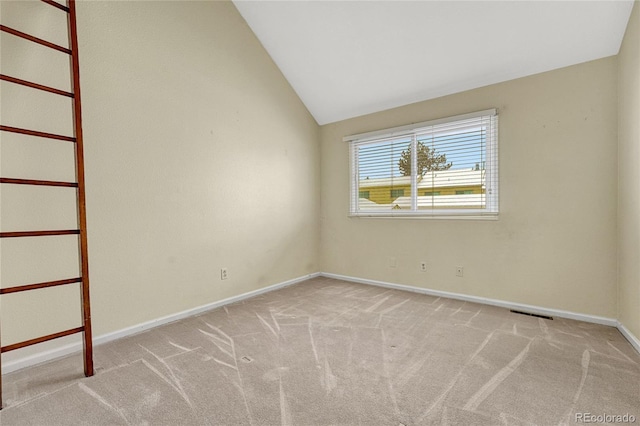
[345,109,499,219]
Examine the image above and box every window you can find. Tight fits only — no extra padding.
[390,189,405,199]
[346,109,498,218]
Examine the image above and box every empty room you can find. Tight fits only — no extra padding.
[0,0,639,424]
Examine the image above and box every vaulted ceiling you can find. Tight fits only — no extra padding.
[233,1,635,125]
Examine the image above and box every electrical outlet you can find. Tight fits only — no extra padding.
[389,257,397,268]
[455,266,464,277]
[420,261,427,272]
[221,268,228,280]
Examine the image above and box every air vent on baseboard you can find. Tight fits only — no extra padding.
[510,310,553,320]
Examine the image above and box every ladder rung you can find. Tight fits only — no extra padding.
[1,326,84,353]
[0,229,80,238]
[0,25,71,55]
[41,0,70,13]
[0,277,82,295]
[0,177,78,187]
[0,125,76,142]
[0,74,74,98]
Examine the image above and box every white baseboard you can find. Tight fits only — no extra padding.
[2,272,320,374]
[617,321,640,354]
[320,272,619,327]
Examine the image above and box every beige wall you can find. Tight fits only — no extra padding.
[0,0,319,361]
[320,57,619,318]
[618,2,640,339]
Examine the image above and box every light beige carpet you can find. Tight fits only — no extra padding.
[1,277,639,425]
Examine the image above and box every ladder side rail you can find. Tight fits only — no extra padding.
[68,0,94,378]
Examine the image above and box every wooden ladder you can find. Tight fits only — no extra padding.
[0,0,94,409]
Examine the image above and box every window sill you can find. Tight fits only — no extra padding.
[348,213,499,221]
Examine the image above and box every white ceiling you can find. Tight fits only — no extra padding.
[233,1,635,125]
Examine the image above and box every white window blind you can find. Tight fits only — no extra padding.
[346,109,498,218]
